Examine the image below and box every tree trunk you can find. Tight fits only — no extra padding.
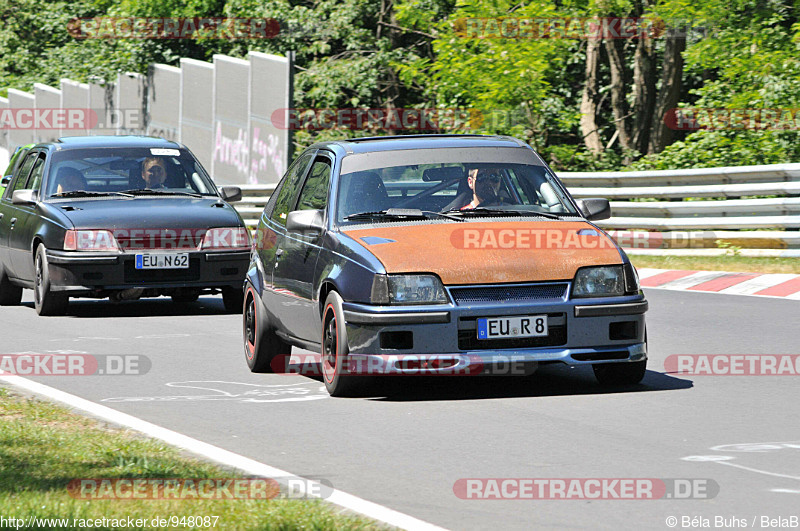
[604,38,633,152]
[580,39,604,153]
[649,33,686,154]
[631,34,656,154]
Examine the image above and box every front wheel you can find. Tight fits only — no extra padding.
[321,291,363,397]
[34,245,68,316]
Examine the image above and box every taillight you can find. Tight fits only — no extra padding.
[201,227,251,250]
[63,230,120,251]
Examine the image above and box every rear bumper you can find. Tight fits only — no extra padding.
[45,249,249,293]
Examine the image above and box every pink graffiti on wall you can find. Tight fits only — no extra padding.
[213,122,285,183]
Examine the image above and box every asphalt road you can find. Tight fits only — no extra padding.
[2,289,799,530]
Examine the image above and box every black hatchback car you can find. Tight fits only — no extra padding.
[244,135,648,396]
[0,136,250,315]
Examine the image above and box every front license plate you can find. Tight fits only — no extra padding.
[135,253,189,269]
[477,315,548,339]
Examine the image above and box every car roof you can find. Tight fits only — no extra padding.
[309,134,531,155]
[37,135,183,151]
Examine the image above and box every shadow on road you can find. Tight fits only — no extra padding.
[20,297,237,318]
[283,360,693,401]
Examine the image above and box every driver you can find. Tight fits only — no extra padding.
[461,168,502,210]
[141,157,168,189]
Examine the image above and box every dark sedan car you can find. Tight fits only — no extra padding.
[0,136,250,315]
[244,134,648,396]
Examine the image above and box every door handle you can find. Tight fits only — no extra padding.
[0,213,3,220]
[9,217,16,225]
[275,248,284,257]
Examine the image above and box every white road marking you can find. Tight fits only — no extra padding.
[0,374,448,531]
[102,380,329,403]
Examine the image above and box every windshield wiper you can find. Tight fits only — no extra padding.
[52,190,133,198]
[346,208,464,222]
[443,207,565,219]
[118,188,203,198]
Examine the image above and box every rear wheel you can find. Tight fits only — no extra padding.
[34,244,68,316]
[0,265,22,306]
[244,286,290,373]
[321,291,363,397]
[223,286,244,313]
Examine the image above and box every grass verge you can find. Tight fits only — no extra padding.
[629,255,800,275]
[0,387,386,530]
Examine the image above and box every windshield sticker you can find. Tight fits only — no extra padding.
[150,148,180,156]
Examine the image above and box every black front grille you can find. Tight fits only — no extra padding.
[123,259,201,283]
[458,312,567,350]
[449,283,568,305]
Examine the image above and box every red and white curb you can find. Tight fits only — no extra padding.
[637,268,800,299]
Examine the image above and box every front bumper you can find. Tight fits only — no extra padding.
[45,249,250,294]
[340,292,647,375]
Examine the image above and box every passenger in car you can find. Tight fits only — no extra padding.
[55,167,87,194]
[141,157,168,189]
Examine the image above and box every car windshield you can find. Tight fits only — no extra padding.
[336,161,579,224]
[45,147,218,199]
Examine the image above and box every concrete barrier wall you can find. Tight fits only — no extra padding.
[0,53,291,186]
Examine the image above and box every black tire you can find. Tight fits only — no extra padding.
[244,285,290,373]
[171,290,199,304]
[34,244,68,316]
[0,265,22,306]
[222,286,244,313]
[321,291,363,397]
[593,358,647,385]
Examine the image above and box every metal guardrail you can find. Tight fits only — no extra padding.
[231,163,800,249]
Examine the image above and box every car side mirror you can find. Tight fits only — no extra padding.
[219,186,242,202]
[0,176,10,187]
[286,209,324,235]
[576,198,611,221]
[12,189,37,205]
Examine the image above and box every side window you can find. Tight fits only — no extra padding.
[270,151,314,226]
[26,154,46,192]
[295,158,332,211]
[7,152,38,197]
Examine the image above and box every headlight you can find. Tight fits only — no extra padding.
[201,227,251,250]
[63,230,119,251]
[370,274,449,305]
[572,266,625,298]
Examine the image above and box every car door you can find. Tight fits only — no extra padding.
[272,153,333,343]
[9,151,47,281]
[258,150,315,333]
[0,151,38,279]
